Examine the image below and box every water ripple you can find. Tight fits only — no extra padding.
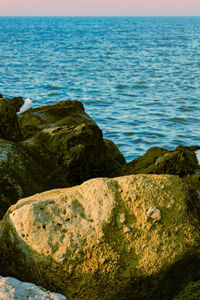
[0,17,200,161]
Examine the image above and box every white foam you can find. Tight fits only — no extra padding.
[195,149,200,165]
[18,98,33,113]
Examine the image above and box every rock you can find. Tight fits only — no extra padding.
[104,139,126,175]
[0,139,68,219]
[18,100,96,140]
[0,96,24,141]
[18,100,125,185]
[35,123,108,186]
[173,280,200,300]
[121,146,200,177]
[0,276,66,299]
[182,174,200,196]
[0,99,125,217]
[1,175,200,299]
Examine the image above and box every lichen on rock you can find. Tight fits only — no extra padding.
[0,174,200,299]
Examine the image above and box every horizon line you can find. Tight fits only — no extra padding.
[0,15,200,17]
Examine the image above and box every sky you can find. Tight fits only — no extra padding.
[0,0,200,16]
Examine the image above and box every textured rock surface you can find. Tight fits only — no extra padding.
[0,139,67,219]
[18,100,96,139]
[1,175,200,299]
[18,100,125,185]
[173,280,200,300]
[121,146,200,177]
[0,276,66,299]
[0,99,125,218]
[0,96,24,141]
[104,138,126,175]
[183,174,200,196]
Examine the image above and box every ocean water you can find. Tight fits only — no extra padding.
[0,17,199,161]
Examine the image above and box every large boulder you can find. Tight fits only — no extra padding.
[0,96,24,141]
[0,98,125,218]
[18,100,126,185]
[121,146,199,177]
[0,175,200,299]
[0,276,66,299]
[18,100,96,140]
[0,139,67,219]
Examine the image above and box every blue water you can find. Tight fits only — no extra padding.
[0,17,200,161]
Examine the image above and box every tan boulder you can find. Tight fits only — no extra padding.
[0,175,200,300]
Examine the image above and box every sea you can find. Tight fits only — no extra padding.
[0,17,200,162]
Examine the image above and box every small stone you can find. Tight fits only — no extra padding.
[123,226,131,233]
[119,212,126,224]
[0,276,66,299]
[146,207,161,222]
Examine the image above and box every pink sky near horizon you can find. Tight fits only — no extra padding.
[0,0,200,16]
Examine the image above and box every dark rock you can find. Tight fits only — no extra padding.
[0,96,24,141]
[0,139,68,219]
[104,138,126,176]
[0,99,126,217]
[182,174,200,196]
[18,100,125,186]
[121,146,200,177]
[173,280,200,300]
[18,100,96,140]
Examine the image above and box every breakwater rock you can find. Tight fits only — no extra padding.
[0,175,200,299]
[121,146,199,177]
[0,95,200,299]
[0,276,66,299]
[0,96,126,218]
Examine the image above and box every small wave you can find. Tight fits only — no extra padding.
[48,92,61,96]
[169,117,187,123]
[195,150,200,165]
[146,132,165,138]
[134,84,148,89]
[18,98,33,113]
[116,84,127,89]
[46,85,64,90]
[123,93,137,97]
[135,138,142,143]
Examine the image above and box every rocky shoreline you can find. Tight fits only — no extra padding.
[0,95,200,299]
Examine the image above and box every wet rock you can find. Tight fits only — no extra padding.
[0,139,67,219]
[0,96,24,141]
[1,175,200,299]
[0,276,66,299]
[121,146,200,177]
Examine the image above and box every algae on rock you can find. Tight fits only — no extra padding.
[0,175,200,299]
